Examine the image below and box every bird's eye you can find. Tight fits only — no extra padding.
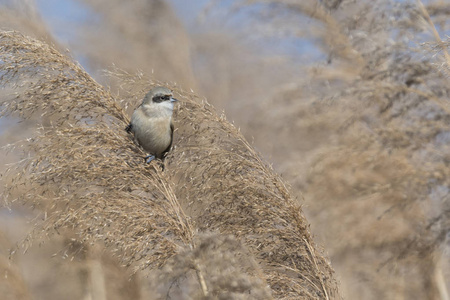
[153,96,163,103]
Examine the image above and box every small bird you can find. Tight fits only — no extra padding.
[126,87,178,163]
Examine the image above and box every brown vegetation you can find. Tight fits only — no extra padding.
[218,0,450,299]
[1,0,450,299]
[0,30,338,299]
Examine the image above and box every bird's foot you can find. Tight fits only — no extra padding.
[145,155,156,163]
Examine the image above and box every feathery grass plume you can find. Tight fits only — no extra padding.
[107,70,341,298]
[150,233,272,300]
[171,100,339,299]
[306,0,450,270]
[0,30,336,298]
[213,0,450,299]
[0,30,193,271]
[172,100,339,299]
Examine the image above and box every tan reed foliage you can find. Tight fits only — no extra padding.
[0,30,192,271]
[212,0,450,299]
[109,64,341,300]
[149,233,272,300]
[0,30,339,299]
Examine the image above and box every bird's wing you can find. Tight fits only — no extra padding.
[125,123,133,133]
[162,122,174,157]
[126,103,142,133]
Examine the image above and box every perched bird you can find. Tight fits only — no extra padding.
[126,87,178,163]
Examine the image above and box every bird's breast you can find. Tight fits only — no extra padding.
[131,111,172,155]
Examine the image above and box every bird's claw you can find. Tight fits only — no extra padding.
[145,155,156,164]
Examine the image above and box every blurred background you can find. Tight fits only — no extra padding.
[1,0,450,299]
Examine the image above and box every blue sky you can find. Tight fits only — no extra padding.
[32,0,320,67]
[35,0,92,44]
[35,0,208,41]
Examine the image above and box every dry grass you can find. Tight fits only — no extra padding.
[149,233,271,300]
[0,30,192,271]
[210,0,450,299]
[0,30,339,299]
[3,0,449,298]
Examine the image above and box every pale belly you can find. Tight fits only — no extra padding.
[132,116,172,156]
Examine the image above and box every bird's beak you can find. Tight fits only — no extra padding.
[170,98,178,103]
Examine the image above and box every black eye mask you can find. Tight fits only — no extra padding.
[153,95,171,103]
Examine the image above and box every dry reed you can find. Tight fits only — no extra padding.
[0,29,339,299]
[213,0,450,299]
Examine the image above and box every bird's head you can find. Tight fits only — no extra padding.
[142,87,178,113]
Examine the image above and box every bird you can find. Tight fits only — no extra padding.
[126,87,178,163]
